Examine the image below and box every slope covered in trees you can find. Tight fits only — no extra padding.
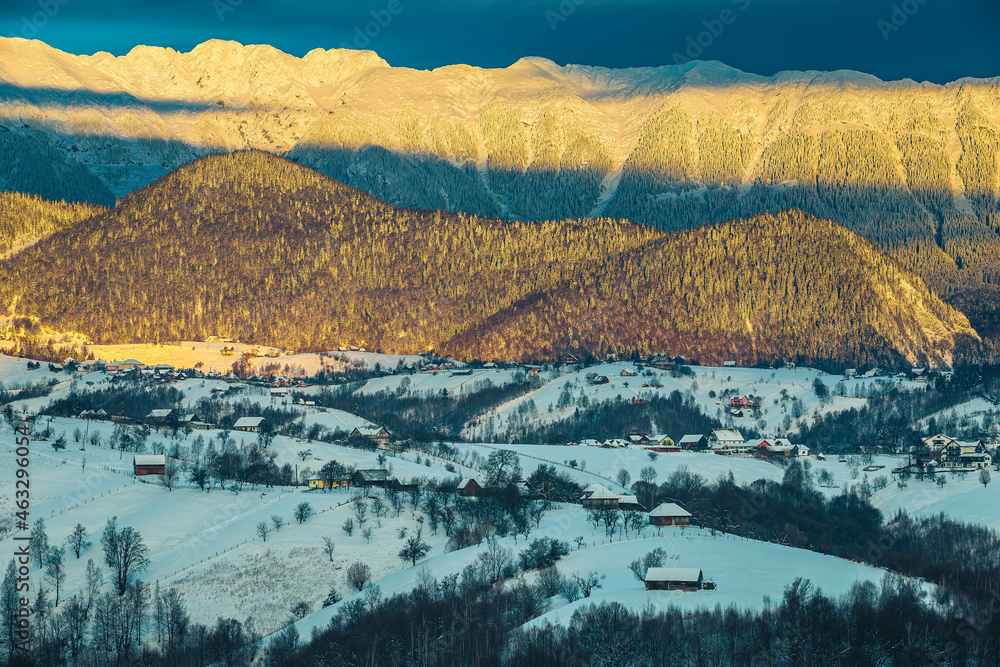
[0,151,976,366]
[0,191,105,257]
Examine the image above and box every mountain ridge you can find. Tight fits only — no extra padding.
[1,37,998,332]
[0,151,976,368]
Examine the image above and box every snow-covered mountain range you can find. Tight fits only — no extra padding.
[0,37,998,295]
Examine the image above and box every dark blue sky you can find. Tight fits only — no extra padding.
[2,0,997,83]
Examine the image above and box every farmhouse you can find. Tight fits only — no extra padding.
[646,435,679,453]
[750,438,804,458]
[679,434,709,451]
[644,567,705,591]
[233,417,268,433]
[581,484,620,509]
[133,454,166,476]
[711,433,753,455]
[923,434,955,455]
[106,359,145,373]
[648,502,692,527]
[308,475,352,490]
[708,429,744,448]
[146,409,175,426]
[350,426,391,447]
[457,478,483,497]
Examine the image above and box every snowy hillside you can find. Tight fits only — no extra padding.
[0,349,983,657]
[456,362,915,440]
[288,514,905,641]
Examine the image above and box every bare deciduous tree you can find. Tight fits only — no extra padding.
[66,524,91,559]
[160,458,179,491]
[346,562,371,592]
[45,547,66,606]
[572,571,606,598]
[256,521,270,542]
[101,518,150,595]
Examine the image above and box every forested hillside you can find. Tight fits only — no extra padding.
[0,151,975,366]
[0,191,105,257]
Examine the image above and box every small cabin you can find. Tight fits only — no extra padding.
[134,454,166,476]
[645,567,704,591]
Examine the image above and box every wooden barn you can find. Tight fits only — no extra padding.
[146,409,175,426]
[353,469,391,489]
[644,567,704,591]
[134,454,166,476]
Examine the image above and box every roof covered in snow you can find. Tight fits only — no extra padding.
[649,502,692,518]
[645,567,703,583]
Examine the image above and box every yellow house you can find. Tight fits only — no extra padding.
[308,476,352,490]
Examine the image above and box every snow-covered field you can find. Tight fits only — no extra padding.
[356,367,526,398]
[291,508,914,640]
[458,444,785,490]
[0,415,476,633]
[453,362,915,439]
[916,397,1000,434]
[42,341,428,377]
[871,469,1000,530]
[0,351,964,647]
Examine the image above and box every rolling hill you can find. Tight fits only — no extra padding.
[0,151,976,366]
